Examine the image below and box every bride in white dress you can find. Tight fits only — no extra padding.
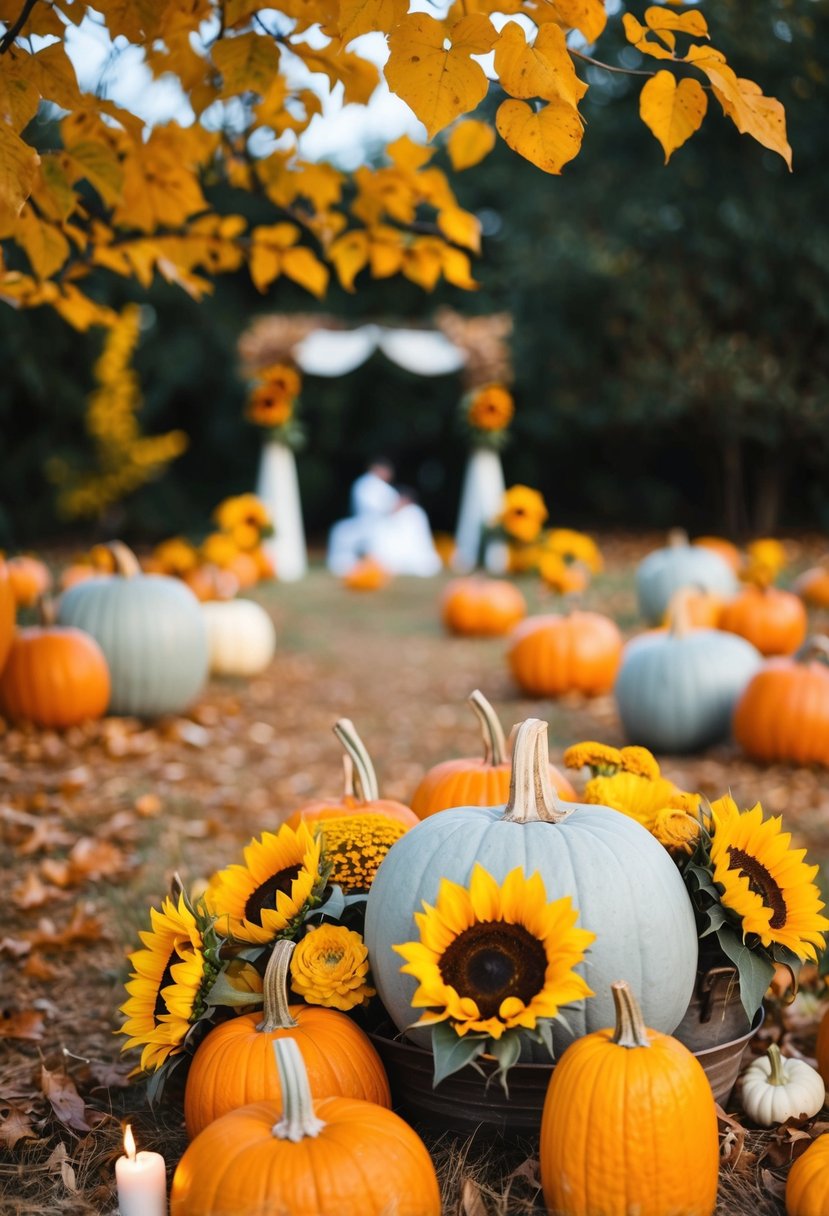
[327,463,442,577]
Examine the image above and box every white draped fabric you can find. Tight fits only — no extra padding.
[452,448,507,574]
[256,440,308,582]
[291,325,467,377]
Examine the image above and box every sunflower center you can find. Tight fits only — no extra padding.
[244,865,301,925]
[152,951,177,1019]
[727,846,788,928]
[438,921,548,1019]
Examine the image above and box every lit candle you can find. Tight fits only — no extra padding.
[115,1124,167,1216]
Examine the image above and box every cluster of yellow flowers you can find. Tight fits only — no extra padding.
[48,306,188,520]
[246,363,301,429]
[495,487,603,593]
[741,537,788,588]
[148,495,275,591]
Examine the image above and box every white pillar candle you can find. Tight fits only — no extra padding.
[115,1125,167,1216]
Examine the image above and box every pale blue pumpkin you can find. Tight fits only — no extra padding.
[364,720,698,1052]
[636,533,737,624]
[615,621,762,753]
[57,543,208,717]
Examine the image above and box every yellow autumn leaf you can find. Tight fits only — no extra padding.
[0,124,40,228]
[437,205,481,253]
[13,207,71,278]
[336,0,404,44]
[213,33,282,97]
[51,284,118,331]
[495,97,583,174]
[289,43,380,105]
[548,0,606,43]
[329,230,370,291]
[281,246,329,297]
[447,119,496,171]
[386,13,496,139]
[639,70,707,163]
[66,141,124,207]
[223,0,264,26]
[644,7,708,41]
[387,134,434,175]
[249,222,304,292]
[403,237,445,290]
[685,46,792,169]
[495,22,587,109]
[0,62,41,132]
[33,155,78,223]
[368,226,405,278]
[621,13,676,61]
[441,244,479,289]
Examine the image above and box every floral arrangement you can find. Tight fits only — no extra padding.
[246,362,304,449]
[563,741,829,1022]
[460,383,514,449]
[741,537,788,587]
[488,487,603,592]
[144,496,274,590]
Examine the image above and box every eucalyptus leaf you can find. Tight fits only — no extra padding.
[716,925,775,1022]
[534,1018,555,1060]
[698,904,730,937]
[308,885,346,922]
[431,1022,488,1087]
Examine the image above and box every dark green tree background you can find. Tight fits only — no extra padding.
[2,0,827,548]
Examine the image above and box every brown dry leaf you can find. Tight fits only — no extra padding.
[0,1106,39,1149]
[506,1157,541,1188]
[759,1168,787,1202]
[134,793,162,818]
[16,818,75,855]
[758,1123,816,1168]
[30,903,107,950]
[40,1068,94,1134]
[87,1060,133,1090]
[41,836,129,888]
[23,953,59,980]
[0,1009,46,1040]
[12,869,53,909]
[59,766,92,796]
[716,1104,753,1170]
[460,1176,489,1216]
[0,934,32,959]
[46,1141,78,1192]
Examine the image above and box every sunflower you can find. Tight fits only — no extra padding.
[214,494,272,535]
[205,822,325,944]
[119,894,214,1073]
[537,550,588,594]
[467,384,514,432]
[394,863,594,1041]
[563,741,623,777]
[152,536,199,576]
[583,770,680,833]
[498,485,548,544]
[290,924,375,1011]
[247,382,295,428]
[200,531,238,569]
[709,798,829,959]
[319,814,408,894]
[260,363,301,398]
[545,528,604,574]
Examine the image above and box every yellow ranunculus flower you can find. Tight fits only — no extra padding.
[290,924,375,1011]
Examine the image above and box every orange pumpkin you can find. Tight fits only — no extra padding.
[508,611,623,698]
[411,688,574,818]
[252,546,276,581]
[342,558,391,591]
[285,718,418,832]
[0,556,15,675]
[660,586,724,631]
[732,637,829,766]
[693,535,742,572]
[0,624,110,728]
[7,555,51,608]
[183,564,239,602]
[441,576,527,636]
[183,942,390,1140]
[719,584,808,656]
[786,1133,829,1216]
[794,563,829,609]
[173,1039,440,1216]
[228,550,260,589]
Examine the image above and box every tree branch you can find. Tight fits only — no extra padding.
[569,48,657,78]
[0,0,39,53]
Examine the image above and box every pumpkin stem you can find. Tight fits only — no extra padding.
[666,588,695,638]
[468,689,507,767]
[795,636,829,667]
[341,753,356,800]
[610,980,651,1049]
[667,527,690,549]
[271,1038,325,1141]
[106,541,141,579]
[257,940,298,1033]
[37,596,57,627]
[332,718,380,802]
[766,1043,787,1086]
[502,719,570,824]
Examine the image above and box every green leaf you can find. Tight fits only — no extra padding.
[698,903,730,936]
[431,1022,488,1087]
[716,925,774,1023]
[533,1018,555,1060]
[489,1031,522,1094]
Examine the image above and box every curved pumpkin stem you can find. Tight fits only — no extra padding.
[468,689,507,767]
[272,1038,325,1141]
[502,719,570,824]
[333,718,380,802]
[765,1043,787,1086]
[665,589,695,639]
[667,527,690,549]
[106,541,141,579]
[37,596,58,627]
[611,980,651,1049]
[795,636,829,667]
[258,940,298,1033]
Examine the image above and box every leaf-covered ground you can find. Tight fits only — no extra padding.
[2,536,829,1214]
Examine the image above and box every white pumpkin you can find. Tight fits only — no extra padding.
[364,719,699,1052]
[741,1044,826,1126]
[202,599,276,677]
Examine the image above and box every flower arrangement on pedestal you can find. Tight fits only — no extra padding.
[246,362,304,450]
[461,383,514,449]
[488,486,604,592]
[563,741,829,1024]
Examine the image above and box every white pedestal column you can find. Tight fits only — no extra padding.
[453,448,506,574]
[256,440,307,582]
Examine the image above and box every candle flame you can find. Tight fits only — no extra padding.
[123,1124,136,1161]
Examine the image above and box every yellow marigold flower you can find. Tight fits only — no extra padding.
[538,550,588,594]
[545,529,604,574]
[619,747,661,781]
[247,383,295,428]
[395,863,594,1041]
[290,924,375,1011]
[498,485,548,544]
[652,807,702,856]
[563,742,623,776]
[230,522,261,553]
[583,771,680,833]
[214,494,271,534]
[747,538,786,574]
[153,536,199,576]
[467,384,514,432]
[709,799,829,960]
[319,815,408,895]
[201,531,239,569]
[508,542,543,573]
[260,363,301,398]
